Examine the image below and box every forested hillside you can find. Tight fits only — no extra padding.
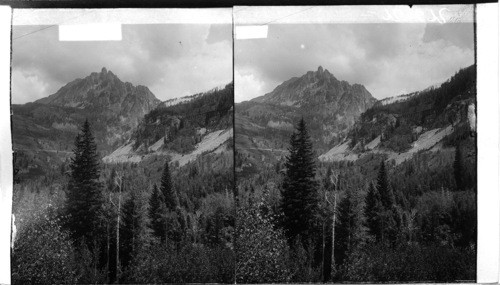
[132,83,233,154]
[348,65,476,153]
[236,67,376,179]
[12,68,161,181]
[236,65,477,282]
[12,82,235,283]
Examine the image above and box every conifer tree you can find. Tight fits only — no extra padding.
[335,189,363,270]
[364,182,382,241]
[375,161,397,243]
[376,161,394,209]
[65,119,105,247]
[149,184,166,242]
[120,190,144,268]
[160,160,179,211]
[281,118,318,243]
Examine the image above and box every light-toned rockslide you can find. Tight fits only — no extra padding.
[102,128,232,167]
[319,125,454,165]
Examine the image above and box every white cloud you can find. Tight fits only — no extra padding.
[11,69,51,104]
[11,24,232,104]
[235,23,474,100]
[235,69,266,103]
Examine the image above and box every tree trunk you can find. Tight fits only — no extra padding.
[321,221,325,282]
[331,191,337,278]
[116,185,121,283]
[106,220,110,283]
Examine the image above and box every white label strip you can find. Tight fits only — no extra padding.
[234,25,268,40]
[59,23,122,41]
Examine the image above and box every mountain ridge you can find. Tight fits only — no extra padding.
[235,66,377,178]
[35,67,160,123]
[252,66,375,111]
[320,64,476,165]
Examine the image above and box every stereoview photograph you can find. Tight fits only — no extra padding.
[234,6,477,283]
[10,10,234,284]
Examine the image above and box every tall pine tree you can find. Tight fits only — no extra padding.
[149,184,166,242]
[65,119,105,248]
[281,118,318,244]
[364,182,383,241]
[335,189,360,269]
[375,161,397,244]
[376,161,394,209]
[120,189,145,269]
[160,160,179,211]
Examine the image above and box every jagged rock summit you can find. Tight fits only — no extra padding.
[252,65,376,114]
[36,67,160,118]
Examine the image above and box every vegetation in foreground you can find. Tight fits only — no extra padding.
[12,120,235,284]
[236,118,476,283]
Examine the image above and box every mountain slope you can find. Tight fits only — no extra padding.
[103,83,234,166]
[12,68,161,180]
[235,66,377,177]
[320,65,476,165]
[35,67,160,127]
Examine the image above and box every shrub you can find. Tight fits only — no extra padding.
[12,208,78,285]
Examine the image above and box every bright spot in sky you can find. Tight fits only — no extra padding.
[300,44,305,49]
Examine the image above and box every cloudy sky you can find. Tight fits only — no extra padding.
[12,24,232,104]
[235,23,474,102]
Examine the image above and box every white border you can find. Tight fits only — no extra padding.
[234,5,474,25]
[0,6,12,285]
[0,5,498,284]
[476,3,499,283]
[13,8,232,25]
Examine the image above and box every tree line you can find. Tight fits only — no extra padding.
[236,118,476,282]
[12,119,234,284]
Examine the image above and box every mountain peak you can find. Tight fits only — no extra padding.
[252,66,376,111]
[35,69,161,113]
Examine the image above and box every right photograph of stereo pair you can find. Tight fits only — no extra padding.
[234,5,477,283]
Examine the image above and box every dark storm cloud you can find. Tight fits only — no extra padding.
[235,23,474,102]
[12,24,232,104]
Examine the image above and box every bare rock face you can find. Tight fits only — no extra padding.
[236,66,377,176]
[36,67,161,127]
[12,68,163,179]
[252,66,376,116]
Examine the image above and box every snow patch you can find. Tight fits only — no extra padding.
[378,93,416,106]
[163,94,202,107]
